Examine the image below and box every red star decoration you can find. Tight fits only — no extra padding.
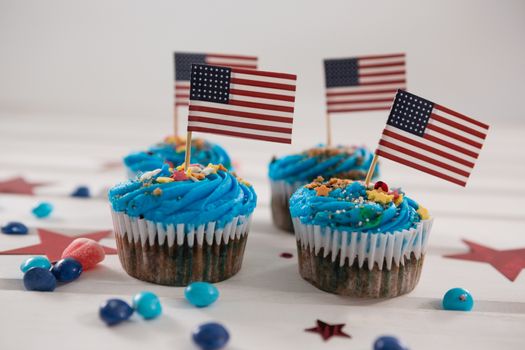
[0,176,48,195]
[0,228,117,261]
[444,239,525,282]
[305,320,351,341]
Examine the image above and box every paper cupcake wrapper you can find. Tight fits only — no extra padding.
[292,218,433,271]
[270,180,307,232]
[110,210,251,286]
[111,211,252,247]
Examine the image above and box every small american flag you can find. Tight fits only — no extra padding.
[187,64,296,144]
[376,90,489,187]
[174,52,258,107]
[324,53,406,114]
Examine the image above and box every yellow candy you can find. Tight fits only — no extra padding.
[156,177,174,183]
[417,206,430,220]
[152,188,162,196]
[366,189,394,204]
[394,194,404,206]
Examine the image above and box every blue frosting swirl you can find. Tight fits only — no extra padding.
[268,145,377,184]
[108,165,256,229]
[124,138,232,175]
[289,179,426,233]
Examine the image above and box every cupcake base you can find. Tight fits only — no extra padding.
[116,233,247,286]
[297,242,424,298]
[271,191,294,233]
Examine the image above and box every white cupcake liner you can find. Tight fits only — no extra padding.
[270,179,307,200]
[110,210,252,248]
[293,218,433,271]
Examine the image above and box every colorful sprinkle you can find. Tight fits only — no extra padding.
[32,202,53,218]
[315,185,331,197]
[374,181,389,192]
[417,205,430,220]
[366,190,394,204]
[1,221,29,235]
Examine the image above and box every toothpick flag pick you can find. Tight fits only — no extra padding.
[366,90,489,187]
[323,53,406,145]
[173,52,258,136]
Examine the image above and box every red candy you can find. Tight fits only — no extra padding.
[374,181,389,192]
[61,238,105,270]
[172,170,188,181]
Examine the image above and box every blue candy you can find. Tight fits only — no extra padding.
[373,335,408,350]
[99,299,134,326]
[185,282,219,307]
[23,267,56,292]
[32,202,53,218]
[442,288,474,311]
[51,258,83,282]
[132,291,162,319]
[20,256,52,273]
[192,322,230,350]
[1,221,29,235]
[71,186,90,198]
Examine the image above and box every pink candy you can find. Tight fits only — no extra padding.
[61,238,105,270]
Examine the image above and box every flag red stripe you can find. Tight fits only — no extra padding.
[431,113,487,140]
[187,126,291,144]
[423,134,479,159]
[175,102,189,106]
[218,63,258,69]
[229,88,295,102]
[175,84,190,89]
[188,116,292,133]
[228,99,294,113]
[359,79,406,86]
[426,123,483,149]
[376,149,467,186]
[232,68,296,80]
[358,61,405,69]
[357,53,405,60]
[378,139,471,177]
[382,129,475,168]
[328,107,391,113]
[359,70,406,78]
[189,105,293,123]
[230,78,296,91]
[327,98,393,105]
[326,89,399,97]
[175,94,189,98]
[206,53,258,61]
[434,104,489,130]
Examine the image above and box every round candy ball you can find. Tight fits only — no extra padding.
[51,258,83,282]
[71,186,90,198]
[32,202,53,219]
[99,299,134,326]
[61,238,105,270]
[442,288,474,311]
[20,256,51,273]
[1,221,29,235]
[185,282,219,307]
[23,267,56,292]
[132,291,162,319]
[373,335,407,350]
[192,322,230,350]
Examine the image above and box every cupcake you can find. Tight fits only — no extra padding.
[268,145,377,232]
[290,177,432,298]
[108,163,256,286]
[124,136,232,178]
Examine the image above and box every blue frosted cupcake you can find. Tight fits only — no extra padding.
[268,145,377,232]
[124,136,232,178]
[290,178,432,298]
[108,163,256,286]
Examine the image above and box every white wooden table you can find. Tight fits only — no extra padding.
[0,112,524,350]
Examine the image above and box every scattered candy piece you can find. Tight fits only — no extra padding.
[442,288,474,311]
[99,299,134,326]
[1,221,29,235]
[32,202,53,218]
[185,282,219,307]
[23,267,56,292]
[51,258,83,282]
[61,238,105,270]
[192,322,230,350]
[171,170,188,181]
[373,335,407,350]
[71,186,90,198]
[374,181,389,192]
[20,256,52,273]
[280,252,293,258]
[132,291,162,319]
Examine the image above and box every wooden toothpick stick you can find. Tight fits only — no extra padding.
[364,153,379,187]
[173,105,179,137]
[184,131,192,170]
[326,112,332,147]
